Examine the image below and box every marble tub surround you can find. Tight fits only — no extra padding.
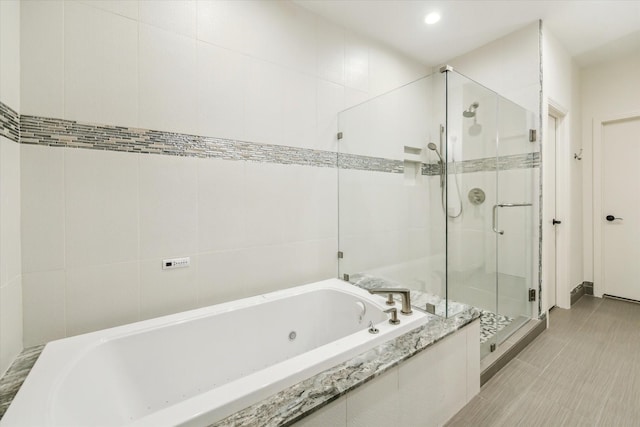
[0,346,44,420]
[213,306,480,427]
[348,274,520,349]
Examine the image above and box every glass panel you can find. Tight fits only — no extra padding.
[495,96,537,344]
[337,73,450,315]
[445,70,499,356]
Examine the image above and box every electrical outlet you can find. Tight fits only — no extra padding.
[162,257,190,270]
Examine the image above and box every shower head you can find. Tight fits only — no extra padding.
[427,142,444,163]
[463,102,479,118]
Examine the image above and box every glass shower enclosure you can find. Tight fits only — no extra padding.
[337,67,539,358]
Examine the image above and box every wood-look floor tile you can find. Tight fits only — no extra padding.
[515,334,566,370]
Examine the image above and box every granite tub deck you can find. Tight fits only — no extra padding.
[0,292,479,427]
[0,345,45,420]
[212,307,479,426]
[350,274,516,346]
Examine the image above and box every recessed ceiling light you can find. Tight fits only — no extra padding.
[424,12,441,25]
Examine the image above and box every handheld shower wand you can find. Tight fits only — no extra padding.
[428,129,463,219]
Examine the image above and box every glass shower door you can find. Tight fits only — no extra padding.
[444,70,500,357]
[494,96,537,344]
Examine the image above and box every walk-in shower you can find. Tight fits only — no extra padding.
[336,66,539,359]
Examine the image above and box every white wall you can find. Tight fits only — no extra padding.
[0,0,23,376]
[446,21,541,115]
[581,52,640,292]
[541,25,582,309]
[19,0,428,346]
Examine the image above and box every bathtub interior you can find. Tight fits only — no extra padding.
[44,285,393,426]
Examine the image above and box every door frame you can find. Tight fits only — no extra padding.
[544,100,570,309]
[592,110,640,297]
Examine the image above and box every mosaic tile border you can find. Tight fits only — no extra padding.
[338,153,403,174]
[20,115,340,168]
[2,101,541,174]
[0,102,19,143]
[421,152,540,176]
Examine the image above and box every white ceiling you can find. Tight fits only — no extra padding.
[295,0,640,67]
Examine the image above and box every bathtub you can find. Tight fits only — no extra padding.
[2,279,429,427]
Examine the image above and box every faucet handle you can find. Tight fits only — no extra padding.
[384,294,395,306]
[384,307,400,325]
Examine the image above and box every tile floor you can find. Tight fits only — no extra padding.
[447,295,640,426]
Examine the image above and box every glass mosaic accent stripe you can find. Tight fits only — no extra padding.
[421,152,540,176]
[338,153,404,173]
[4,105,541,174]
[0,102,19,143]
[20,115,338,168]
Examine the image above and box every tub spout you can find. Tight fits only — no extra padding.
[368,288,412,315]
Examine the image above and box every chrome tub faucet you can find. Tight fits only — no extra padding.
[368,288,413,315]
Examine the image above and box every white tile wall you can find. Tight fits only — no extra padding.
[1,138,22,285]
[0,277,23,376]
[139,24,198,134]
[196,41,245,140]
[294,396,347,427]
[77,0,139,20]
[20,0,64,118]
[140,258,198,320]
[139,0,197,38]
[283,70,317,149]
[139,155,198,259]
[317,19,345,85]
[22,270,66,347]
[196,0,248,52]
[20,144,65,273]
[64,1,138,127]
[18,0,429,346]
[197,158,245,252]
[0,0,21,111]
[0,0,22,375]
[243,57,285,145]
[196,250,247,307]
[345,33,370,93]
[65,149,139,268]
[65,262,139,336]
[346,366,400,426]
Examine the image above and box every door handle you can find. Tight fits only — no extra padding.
[492,203,532,235]
[606,215,623,222]
[492,205,504,235]
[552,219,562,225]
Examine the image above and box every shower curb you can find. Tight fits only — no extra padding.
[480,318,546,386]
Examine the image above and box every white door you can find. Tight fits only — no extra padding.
[602,117,640,301]
[544,115,557,309]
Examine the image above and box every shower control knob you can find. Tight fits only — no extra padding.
[606,215,623,222]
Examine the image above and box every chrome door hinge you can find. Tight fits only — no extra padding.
[343,273,350,282]
[337,132,343,140]
[528,288,536,302]
[529,129,537,142]
[337,251,344,259]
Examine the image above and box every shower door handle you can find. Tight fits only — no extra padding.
[492,205,504,235]
[493,203,532,235]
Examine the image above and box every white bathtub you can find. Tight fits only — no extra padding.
[2,279,429,427]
